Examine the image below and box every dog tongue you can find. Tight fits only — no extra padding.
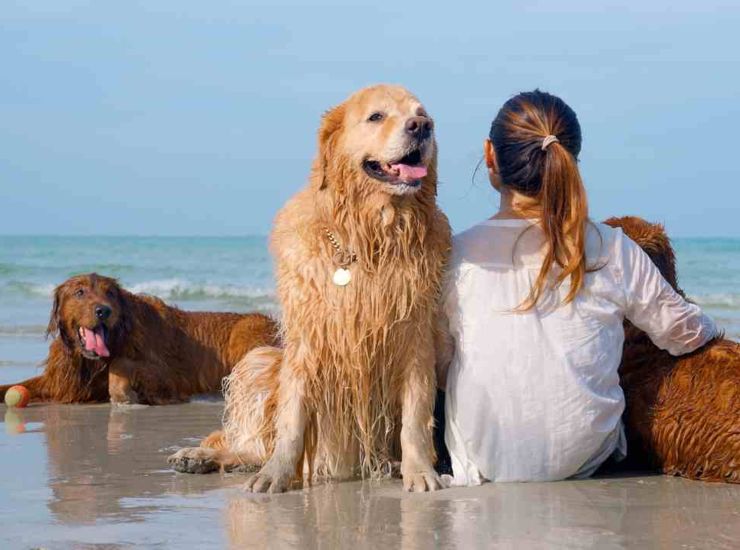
[83,327,110,357]
[391,164,427,183]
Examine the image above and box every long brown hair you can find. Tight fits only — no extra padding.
[490,90,589,309]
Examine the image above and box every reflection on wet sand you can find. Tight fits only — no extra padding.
[1,402,739,548]
[4,409,26,435]
[224,476,740,549]
[6,402,235,524]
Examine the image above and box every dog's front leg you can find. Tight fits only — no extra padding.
[400,332,443,492]
[108,360,140,404]
[244,362,306,494]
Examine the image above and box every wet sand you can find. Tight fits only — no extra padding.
[1,401,739,549]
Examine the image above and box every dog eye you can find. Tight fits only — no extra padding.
[367,112,384,122]
[75,289,85,298]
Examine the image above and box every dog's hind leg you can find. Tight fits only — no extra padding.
[168,430,260,474]
[168,429,260,474]
[168,446,255,474]
[201,429,227,449]
[168,347,282,475]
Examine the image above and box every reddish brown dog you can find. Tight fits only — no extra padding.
[607,217,739,483]
[0,273,278,405]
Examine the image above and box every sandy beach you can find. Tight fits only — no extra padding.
[0,235,738,548]
[0,400,737,549]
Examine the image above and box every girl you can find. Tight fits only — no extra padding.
[439,90,717,484]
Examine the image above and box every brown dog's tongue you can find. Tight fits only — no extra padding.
[391,164,427,183]
[83,327,110,357]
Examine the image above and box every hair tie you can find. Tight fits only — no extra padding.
[541,135,559,151]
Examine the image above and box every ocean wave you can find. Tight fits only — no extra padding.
[2,281,55,298]
[129,279,276,304]
[691,293,740,309]
[0,264,22,276]
[0,278,276,304]
[0,324,47,337]
[0,359,40,367]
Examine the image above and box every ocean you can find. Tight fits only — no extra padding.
[0,235,738,385]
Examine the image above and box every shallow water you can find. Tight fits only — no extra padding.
[1,401,739,549]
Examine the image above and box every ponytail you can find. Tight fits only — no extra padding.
[522,141,588,309]
[490,89,590,310]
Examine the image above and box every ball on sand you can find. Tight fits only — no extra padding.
[4,385,30,408]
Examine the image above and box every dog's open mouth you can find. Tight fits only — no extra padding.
[78,325,110,358]
[363,149,428,187]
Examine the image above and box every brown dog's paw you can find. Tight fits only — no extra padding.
[168,447,219,474]
[110,387,140,405]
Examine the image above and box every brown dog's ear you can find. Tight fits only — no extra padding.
[604,216,679,291]
[114,285,134,349]
[47,284,73,348]
[312,103,346,190]
[46,285,61,339]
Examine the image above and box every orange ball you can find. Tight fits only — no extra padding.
[4,385,30,408]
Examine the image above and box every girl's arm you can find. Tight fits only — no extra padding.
[618,232,718,356]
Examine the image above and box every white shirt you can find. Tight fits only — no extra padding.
[443,219,717,484]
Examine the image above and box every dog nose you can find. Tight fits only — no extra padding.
[405,116,433,140]
[95,304,112,320]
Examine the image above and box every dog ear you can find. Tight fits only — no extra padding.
[46,286,61,339]
[116,286,134,344]
[47,284,73,348]
[604,216,679,292]
[312,103,346,191]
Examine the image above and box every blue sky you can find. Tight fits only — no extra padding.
[1,1,738,237]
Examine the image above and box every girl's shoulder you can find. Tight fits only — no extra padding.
[451,219,541,266]
[585,222,624,265]
[450,219,625,269]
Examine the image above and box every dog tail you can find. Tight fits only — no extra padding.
[221,346,282,464]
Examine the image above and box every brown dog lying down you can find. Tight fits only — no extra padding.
[0,273,278,405]
[169,84,451,492]
[606,216,739,483]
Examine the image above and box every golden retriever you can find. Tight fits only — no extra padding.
[605,217,739,483]
[0,273,279,405]
[169,84,451,492]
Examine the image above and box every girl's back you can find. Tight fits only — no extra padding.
[442,90,716,484]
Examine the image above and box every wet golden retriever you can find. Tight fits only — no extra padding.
[0,273,278,405]
[605,217,739,483]
[169,84,451,492]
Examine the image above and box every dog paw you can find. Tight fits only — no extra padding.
[110,387,140,405]
[243,464,294,494]
[168,447,219,474]
[402,466,444,493]
[231,462,261,474]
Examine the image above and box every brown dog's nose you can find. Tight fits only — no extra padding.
[405,116,433,140]
[95,304,112,321]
